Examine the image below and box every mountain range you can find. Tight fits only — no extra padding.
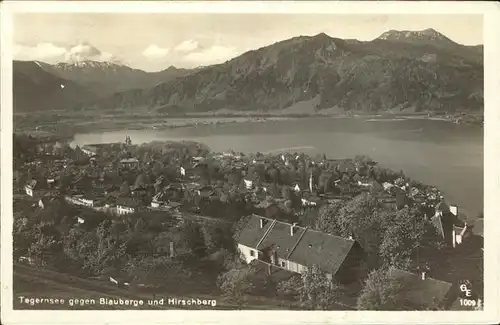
[13,28,484,114]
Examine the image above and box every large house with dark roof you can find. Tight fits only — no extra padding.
[431,202,471,248]
[236,214,365,284]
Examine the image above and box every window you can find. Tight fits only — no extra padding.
[281,261,286,267]
[250,250,255,257]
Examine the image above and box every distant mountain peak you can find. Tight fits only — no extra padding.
[313,32,332,39]
[55,60,124,70]
[377,28,454,44]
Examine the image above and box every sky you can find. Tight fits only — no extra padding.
[13,13,483,72]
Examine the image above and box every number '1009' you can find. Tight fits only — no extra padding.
[460,299,477,307]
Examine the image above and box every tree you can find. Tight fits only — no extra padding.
[134,173,148,189]
[13,216,33,258]
[179,221,207,258]
[201,221,235,253]
[357,267,419,310]
[25,222,63,267]
[228,168,243,185]
[318,171,333,193]
[125,256,192,286]
[379,207,427,270]
[268,183,279,197]
[282,186,293,201]
[300,265,339,310]
[315,201,345,235]
[276,275,302,300]
[299,207,319,229]
[318,193,384,268]
[267,167,280,184]
[217,262,269,303]
[152,161,164,178]
[64,222,127,275]
[120,181,131,197]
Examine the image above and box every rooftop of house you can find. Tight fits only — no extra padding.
[388,268,453,309]
[152,191,167,202]
[120,158,139,164]
[238,214,357,276]
[116,197,143,208]
[165,183,183,191]
[431,211,466,240]
[237,215,276,248]
[82,143,109,149]
[258,220,307,260]
[255,200,277,209]
[166,201,182,208]
[288,228,356,276]
[25,179,38,189]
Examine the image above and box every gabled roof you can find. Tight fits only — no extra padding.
[120,158,139,163]
[236,215,275,248]
[388,269,453,309]
[432,212,466,241]
[165,183,183,191]
[237,214,357,276]
[255,200,277,209]
[26,179,38,189]
[116,198,142,208]
[258,221,307,260]
[431,214,446,239]
[289,229,355,276]
[152,191,167,202]
[82,144,98,151]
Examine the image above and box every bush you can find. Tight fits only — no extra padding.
[357,267,406,310]
[217,263,269,300]
[276,275,302,300]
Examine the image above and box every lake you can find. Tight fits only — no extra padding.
[72,117,484,219]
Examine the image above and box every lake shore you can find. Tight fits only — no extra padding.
[14,110,482,139]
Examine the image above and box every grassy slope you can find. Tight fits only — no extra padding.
[13,264,310,310]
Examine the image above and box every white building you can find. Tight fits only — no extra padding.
[64,195,95,208]
[117,205,135,215]
[244,179,253,190]
[235,215,361,283]
[24,179,38,197]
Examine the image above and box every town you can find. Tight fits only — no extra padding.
[13,133,484,310]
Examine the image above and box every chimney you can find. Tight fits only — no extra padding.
[169,241,176,258]
[290,222,298,236]
[260,218,266,229]
[421,271,426,280]
[267,264,272,275]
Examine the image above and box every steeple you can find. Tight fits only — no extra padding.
[309,170,313,193]
[125,135,132,146]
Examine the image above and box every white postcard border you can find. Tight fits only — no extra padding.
[1,1,499,324]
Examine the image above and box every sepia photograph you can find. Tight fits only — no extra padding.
[1,1,499,324]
